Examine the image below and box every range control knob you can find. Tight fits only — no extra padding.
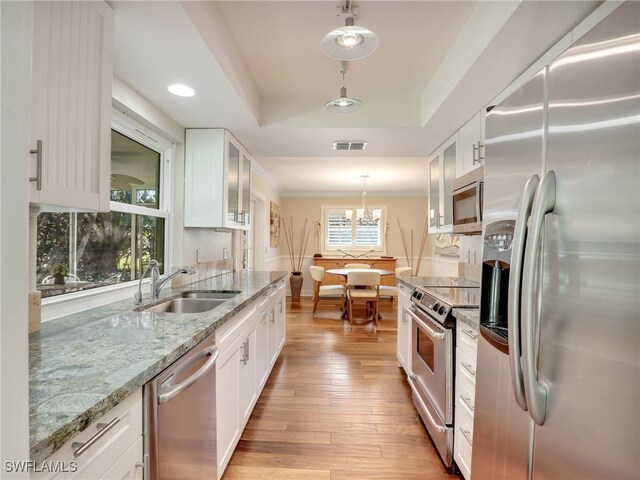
[432,302,440,313]
[438,305,447,315]
[416,292,423,301]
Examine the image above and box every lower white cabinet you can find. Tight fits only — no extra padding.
[396,283,412,374]
[32,389,143,480]
[454,321,479,480]
[215,281,286,479]
[256,311,270,390]
[239,327,258,424]
[100,437,143,480]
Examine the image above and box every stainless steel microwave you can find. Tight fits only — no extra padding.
[452,166,483,234]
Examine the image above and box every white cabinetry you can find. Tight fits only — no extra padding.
[185,129,252,230]
[396,283,412,374]
[32,390,143,480]
[215,281,286,479]
[29,1,113,211]
[428,134,457,233]
[454,321,479,480]
[457,111,486,178]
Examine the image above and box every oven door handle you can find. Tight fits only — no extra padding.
[405,307,445,340]
[407,375,447,433]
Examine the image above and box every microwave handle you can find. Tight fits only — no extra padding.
[476,181,484,222]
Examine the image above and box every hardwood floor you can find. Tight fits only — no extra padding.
[222,297,458,480]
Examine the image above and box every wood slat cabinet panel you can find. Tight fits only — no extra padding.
[313,258,397,286]
[30,1,112,211]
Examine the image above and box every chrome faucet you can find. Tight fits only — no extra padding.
[135,260,160,304]
[151,265,197,300]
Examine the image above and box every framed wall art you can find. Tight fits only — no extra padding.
[270,201,281,248]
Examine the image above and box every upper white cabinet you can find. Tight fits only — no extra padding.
[29,1,113,211]
[185,129,252,230]
[457,110,486,178]
[428,134,457,233]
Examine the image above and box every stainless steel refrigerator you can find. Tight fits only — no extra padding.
[472,2,640,479]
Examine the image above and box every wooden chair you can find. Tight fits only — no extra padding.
[379,266,413,301]
[344,263,372,269]
[309,266,344,317]
[346,270,380,325]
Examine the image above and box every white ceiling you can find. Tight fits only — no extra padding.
[112,1,599,195]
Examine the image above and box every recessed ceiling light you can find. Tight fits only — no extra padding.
[168,84,195,97]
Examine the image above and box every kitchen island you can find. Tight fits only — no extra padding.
[29,270,287,463]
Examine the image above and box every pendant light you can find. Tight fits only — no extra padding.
[321,2,379,61]
[325,62,362,113]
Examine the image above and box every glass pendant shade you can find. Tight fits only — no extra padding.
[324,86,363,113]
[321,16,379,61]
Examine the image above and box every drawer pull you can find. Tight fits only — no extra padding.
[72,416,120,457]
[462,328,478,340]
[461,395,475,412]
[460,428,473,446]
[461,362,476,377]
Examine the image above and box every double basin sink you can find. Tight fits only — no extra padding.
[137,291,239,314]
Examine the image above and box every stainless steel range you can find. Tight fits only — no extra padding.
[406,285,479,469]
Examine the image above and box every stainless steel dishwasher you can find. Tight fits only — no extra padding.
[144,334,219,480]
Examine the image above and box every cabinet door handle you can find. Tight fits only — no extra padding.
[29,140,43,191]
[72,417,120,457]
[240,338,249,364]
[472,142,478,164]
[478,141,485,161]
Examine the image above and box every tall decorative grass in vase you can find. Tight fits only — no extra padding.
[281,217,310,301]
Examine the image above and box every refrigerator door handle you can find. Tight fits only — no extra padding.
[521,170,556,426]
[507,174,540,412]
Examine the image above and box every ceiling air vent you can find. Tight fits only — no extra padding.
[333,141,368,151]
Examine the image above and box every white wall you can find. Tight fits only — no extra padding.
[1,1,31,475]
[250,167,282,272]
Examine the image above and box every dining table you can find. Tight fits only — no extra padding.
[325,268,394,319]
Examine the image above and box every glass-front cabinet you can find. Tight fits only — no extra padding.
[185,129,252,230]
[227,142,240,225]
[240,154,252,227]
[428,134,457,233]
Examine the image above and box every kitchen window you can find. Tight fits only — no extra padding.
[322,206,386,254]
[36,123,172,299]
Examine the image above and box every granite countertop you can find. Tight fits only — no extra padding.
[29,270,287,463]
[452,308,480,329]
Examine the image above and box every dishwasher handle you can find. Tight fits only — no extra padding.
[158,347,219,404]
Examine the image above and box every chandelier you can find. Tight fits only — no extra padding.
[345,175,381,226]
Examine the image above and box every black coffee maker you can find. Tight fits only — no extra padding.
[480,220,515,354]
